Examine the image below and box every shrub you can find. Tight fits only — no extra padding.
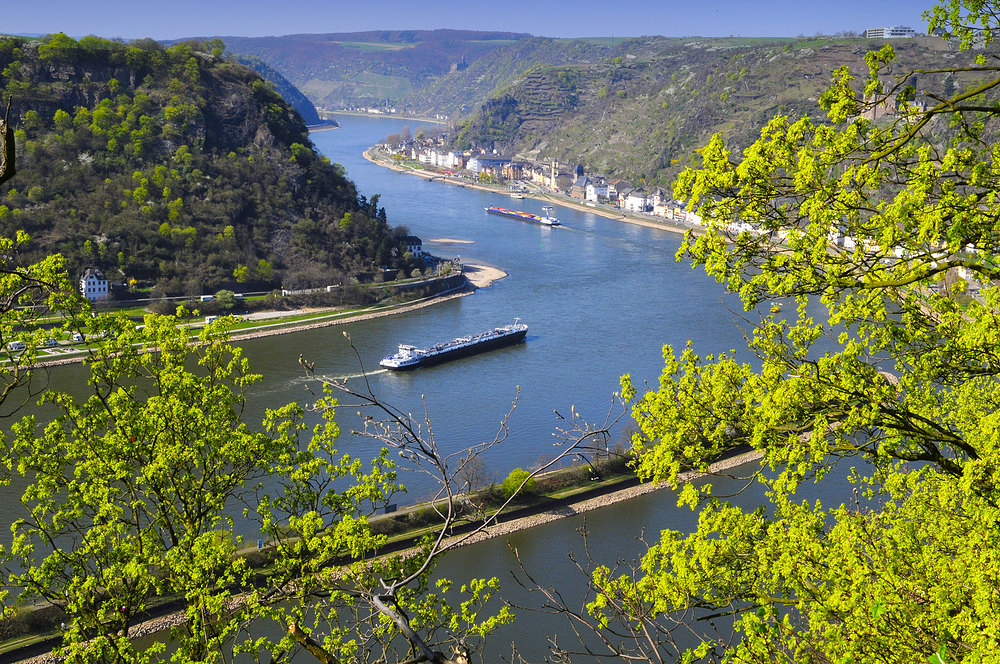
[500,468,535,499]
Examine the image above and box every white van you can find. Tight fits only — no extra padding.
[205,315,219,324]
[7,341,25,352]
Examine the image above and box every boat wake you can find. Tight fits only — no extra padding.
[255,369,389,396]
[324,368,389,381]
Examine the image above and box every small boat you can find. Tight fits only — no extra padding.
[380,320,528,370]
[510,192,526,199]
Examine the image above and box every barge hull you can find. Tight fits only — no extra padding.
[385,329,526,370]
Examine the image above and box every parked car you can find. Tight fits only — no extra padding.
[71,332,84,342]
[7,341,25,352]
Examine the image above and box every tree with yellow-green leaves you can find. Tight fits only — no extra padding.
[575,2,1000,662]
[0,241,598,663]
[1,305,561,664]
[4,315,397,664]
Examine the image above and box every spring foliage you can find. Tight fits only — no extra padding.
[608,1,1000,662]
[0,34,408,293]
[0,311,511,664]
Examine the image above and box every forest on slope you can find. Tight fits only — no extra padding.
[215,30,982,189]
[450,34,981,185]
[214,30,528,112]
[0,33,415,296]
[230,53,323,125]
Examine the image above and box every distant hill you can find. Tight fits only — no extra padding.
[404,36,621,117]
[0,34,414,294]
[448,35,972,185]
[201,30,529,111]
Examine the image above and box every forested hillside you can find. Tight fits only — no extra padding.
[214,30,528,111]
[0,33,411,295]
[451,35,973,185]
[231,53,323,125]
[404,36,621,116]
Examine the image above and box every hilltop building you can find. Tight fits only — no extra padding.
[865,26,917,39]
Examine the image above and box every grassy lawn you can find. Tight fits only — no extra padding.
[25,274,460,362]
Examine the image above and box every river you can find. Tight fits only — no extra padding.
[299,116,855,661]
[238,116,753,498]
[37,115,856,662]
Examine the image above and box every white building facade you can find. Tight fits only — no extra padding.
[80,268,109,301]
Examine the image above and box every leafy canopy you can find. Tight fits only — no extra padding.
[606,1,1000,662]
[0,235,514,664]
[4,315,403,664]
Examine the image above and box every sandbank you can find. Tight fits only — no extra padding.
[427,237,475,244]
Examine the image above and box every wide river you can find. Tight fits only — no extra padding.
[296,117,751,490]
[48,115,854,661]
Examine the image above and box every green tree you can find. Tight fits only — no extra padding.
[585,2,1000,662]
[500,467,534,498]
[0,231,83,410]
[52,108,72,133]
[4,315,399,664]
[256,258,273,281]
[214,288,236,309]
[37,32,79,62]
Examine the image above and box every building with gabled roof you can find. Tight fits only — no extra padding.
[80,267,109,302]
[624,188,649,212]
[586,176,609,202]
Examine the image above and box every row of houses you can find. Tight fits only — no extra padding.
[567,175,673,213]
[392,142,701,218]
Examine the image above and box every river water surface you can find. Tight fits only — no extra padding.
[245,117,752,496]
[42,115,856,661]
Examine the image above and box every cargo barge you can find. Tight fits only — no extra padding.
[484,205,561,226]
[380,320,528,370]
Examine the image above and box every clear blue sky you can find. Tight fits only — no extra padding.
[4,0,931,41]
